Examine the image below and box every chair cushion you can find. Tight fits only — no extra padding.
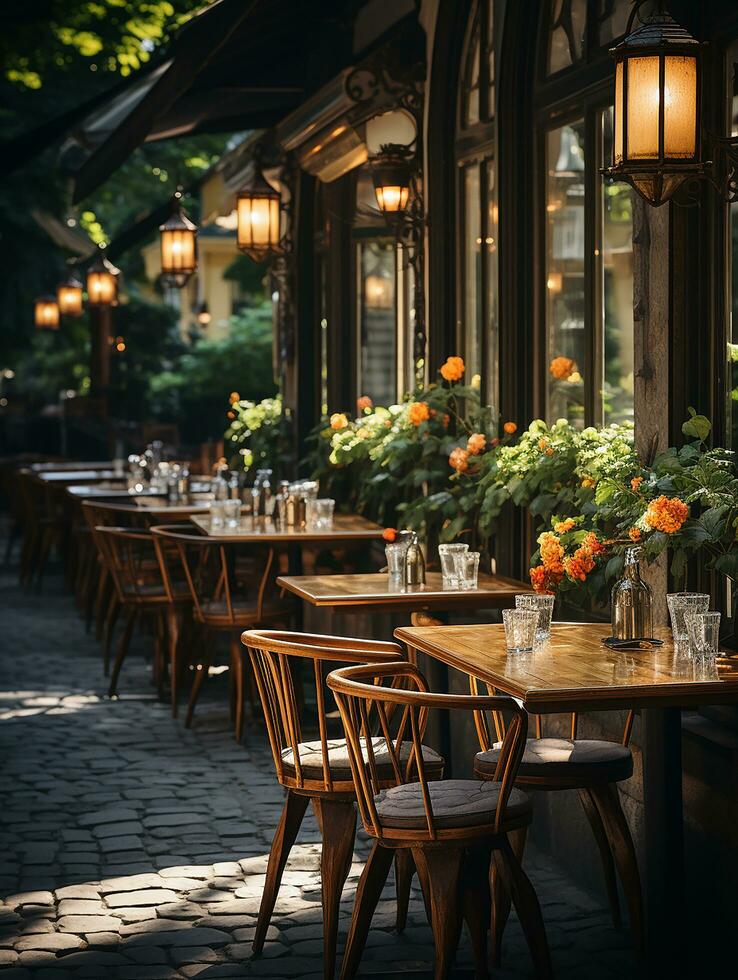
[475,738,633,782]
[375,779,530,830]
[281,737,443,781]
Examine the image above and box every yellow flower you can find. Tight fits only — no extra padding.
[330,413,349,431]
[554,518,575,534]
[581,476,596,488]
[440,356,465,382]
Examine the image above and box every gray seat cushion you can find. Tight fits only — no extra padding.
[475,738,633,782]
[281,737,443,781]
[374,779,530,830]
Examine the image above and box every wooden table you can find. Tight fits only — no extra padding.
[38,469,119,483]
[30,460,113,472]
[189,513,384,543]
[277,571,528,614]
[394,621,738,971]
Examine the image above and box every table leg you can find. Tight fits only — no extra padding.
[641,706,685,971]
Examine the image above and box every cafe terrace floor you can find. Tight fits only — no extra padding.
[0,542,640,979]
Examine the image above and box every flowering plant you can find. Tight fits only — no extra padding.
[224,393,292,479]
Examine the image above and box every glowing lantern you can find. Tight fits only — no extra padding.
[86,254,120,306]
[159,201,197,287]
[237,170,282,261]
[35,296,60,330]
[56,275,84,317]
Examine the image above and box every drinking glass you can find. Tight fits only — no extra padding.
[685,611,721,661]
[317,498,335,528]
[454,550,480,591]
[385,541,410,578]
[502,609,539,655]
[516,593,555,647]
[209,499,226,529]
[667,592,710,656]
[224,498,241,529]
[438,543,468,589]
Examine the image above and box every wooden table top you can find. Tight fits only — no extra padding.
[31,461,112,473]
[189,512,384,543]
[135,495,213,516]
[277,571,528,612]
[66,483,141,498]
[394,622,738,713]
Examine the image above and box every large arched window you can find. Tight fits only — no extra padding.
[456,0,497,403]
[539,0,637,427]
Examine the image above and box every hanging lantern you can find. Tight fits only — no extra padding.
[159,200,197,287]
[35,296,60,330]
[236,169,282,261]
[56,275,84,317]
[86,254,120,306]
[370,146,413,214]
[603,10,703,206]
[193,300,211,327]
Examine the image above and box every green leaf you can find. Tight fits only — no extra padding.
[681,413,712,443]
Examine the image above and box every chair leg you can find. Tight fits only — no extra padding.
[394,849,413,932]
[185,658,209,728]
[230,633,245,742]
[462,844,492,980]
[253,790,310,954]
[491,825,526,966]
[413,845,464,980]
[493,836,552,980]
[340,841,395,980]
[95,568,110,640]
[312,797,357,980]
[167,606,181,718]
[108,608,137,698]
[579,787,621,929]
[590,783,645,953]
[102,593,120,676]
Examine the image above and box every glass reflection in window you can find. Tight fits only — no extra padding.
[547,0,587,75]
[462,165,482,382]
[358,241,396,406]
[729,54,738,455]
[601,107,634,424]
[546,120,586,426]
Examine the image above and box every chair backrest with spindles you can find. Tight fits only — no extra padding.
[241,630,405,793]
[92,526,166,603]
[327,661,529,842]
[150,526,275,626]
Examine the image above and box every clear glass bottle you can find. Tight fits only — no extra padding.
[611,546,653,639]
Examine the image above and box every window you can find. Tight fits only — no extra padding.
[456,0,497,404]
[728,44,738,456]
[353,168,413,405]
[540,1,634,428]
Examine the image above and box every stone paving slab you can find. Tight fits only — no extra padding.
[0,548,642,978]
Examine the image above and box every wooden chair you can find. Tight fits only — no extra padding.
[93,526,186,698]
[152,527,297,736]
[327,660,551,980]
[470,679,644,961]
[241,630,445,980]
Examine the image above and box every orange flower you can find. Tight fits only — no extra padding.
[631,476,643,491]
[581,476,596,489]
[539,531,565,576]
[382,527,397,543]
[549,356,576,381]
[330,412,349,431]
[546,448,555,457]
[539,438,548,451]
[440,356,465,382]
[491,437,500,447]
[644,496,689,534]
[530,566,551,594]
[449,447,469,473]
[408,401,430,425]
[357,395,373,412]
[503,421,517,435]
[564,551,595,582]
[467,433,486,456]
[629,527,642,542]
[227,410,236,420]
[554,518,576,534]
[229,391,240,404]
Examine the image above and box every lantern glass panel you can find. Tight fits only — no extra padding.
[625,55,661,160]
[237,194,280,252]
[87,271,117,305]
[614,61,624,163]
[664,55,698,159]
[57,285,83,317]
[161,228,196,275]
[375,183,410,212]
[35,300,60,330]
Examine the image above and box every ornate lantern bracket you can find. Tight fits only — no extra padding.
[345,60,426,384]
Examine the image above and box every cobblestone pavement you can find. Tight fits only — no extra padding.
[0,551,640,979]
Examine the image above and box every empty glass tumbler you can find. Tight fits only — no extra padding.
[685,611,721,661]
[224,498,241,528]
[385,541,410,578]
[209,499,226,529]
[306,497,335,529]
[667,593,710,655]
[438,543,468,588]
[516,593,554,647]
[453,550,480,590]
[502,609,539,655]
